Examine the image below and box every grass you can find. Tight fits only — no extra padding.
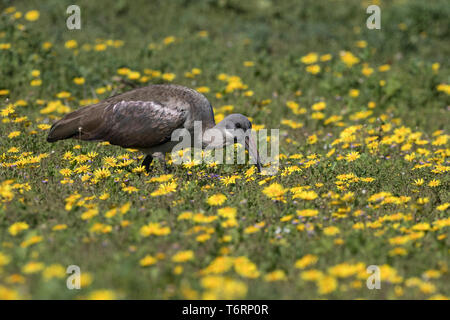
[0,0,449,299]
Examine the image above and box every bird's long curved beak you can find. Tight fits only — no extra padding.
[245,134,262,173]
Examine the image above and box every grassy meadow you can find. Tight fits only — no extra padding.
[0,0,449,299]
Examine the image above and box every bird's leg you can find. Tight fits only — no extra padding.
[142,155,153,173]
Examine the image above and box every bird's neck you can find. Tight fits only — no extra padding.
[201,124,228,149]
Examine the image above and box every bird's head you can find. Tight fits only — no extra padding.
[205,113,262,172]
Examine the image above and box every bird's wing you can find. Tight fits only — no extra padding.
[87,100,187,148]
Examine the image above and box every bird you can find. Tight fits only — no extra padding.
[47,84,262,173]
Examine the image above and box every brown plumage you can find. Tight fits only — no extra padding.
[47,84,261,172]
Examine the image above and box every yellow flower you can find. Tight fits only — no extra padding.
[127,71,141,80]
[90,223,112,234]
[262,183,287,201]
[117,67,130,75]
[99,193,110,200]
[25,10,40,21]
[201,276,247,299]
[191,68,202,75]
[295,254,318,269]
[432,63,440,72]
[320,54,332,61]
[264,270,287,282]
[52,224,67,231]
[419,282,436,294]
[56,91,71,99]
[104,208,117,218]
[389,247,408,256]
[349,89,359,97]
[234,256,260,278]
[20,235,43,248]
[300,52,318,64]
[328,262,365,278]
[244,225,260,234]
[378,64,391,72]
[65,40,78,49]
[30,79,42,86]
[378,265,403,283]
[59,168,73,176]
[296,209,319,217]
[196,233,211,242]
[317,275,338,295]
[196,86,210,93]
[432,134,448,145]
[93,168,111,179]
[150,181,177,196]
[306,64,320,74]
[0,252,11,266]
[8,222,29,236]
[81,208,99,220]
[172,250,194,263]
[412,222,430,231]
[423,270,441,279]
[355,40,367,48]
[345,151,360,162]
[300,269,324,281]
[0,42,11,50]
[428,179,440,187]
[362,65,374,76]
[292,190,318,200]
[311,112,325,120]
[417,197,429,205]
[311,101,326,111]
[22,261,44,274]
[73,77,85,85]
[163,36,176,45]
[340,51,360,67]
[162,73,176,81]
[428,294,449,300]
[0,286,20,300]
[217,207,237,219]
[308,134,318,144]
[140,222,171,237]
[94,43,107,51]
[43,264,66,280]
[201,256,235,275]
[122,186,139,194]
[323,226,340,236]
[31,69,40,77]
[42,42,52,50]
[8,131,20,139]
[3,7,16,14]
[207,193,227,206]
[140,255,157,267]
[37,124,51,130]
[87,290,116,300]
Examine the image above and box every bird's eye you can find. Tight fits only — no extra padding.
[235,123,241,129]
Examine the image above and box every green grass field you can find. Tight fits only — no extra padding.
[0,0,449,299]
